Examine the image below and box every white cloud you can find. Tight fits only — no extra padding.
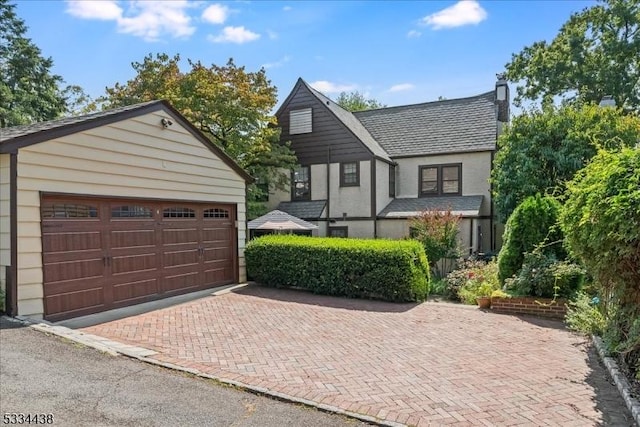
[66,1,122,20]
[202,4,228,24]
[309,81,357,94]
[208,26,260,44]
[283,6,292,11]
[65,0,195,41]
[407,30,421,38]
[388,83,415,92]
[421,0,487,30]
[262,55,291,69]
[266,30,278,40]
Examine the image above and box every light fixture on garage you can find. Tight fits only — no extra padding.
[161,118,173,128]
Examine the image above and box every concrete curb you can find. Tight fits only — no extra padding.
[592,335,640,426]
[24,320,400,426]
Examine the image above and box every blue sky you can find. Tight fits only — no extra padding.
[14,0,595,109]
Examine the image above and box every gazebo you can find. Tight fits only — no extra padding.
[248,210,318,239]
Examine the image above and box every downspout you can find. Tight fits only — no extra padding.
[8,152,18,316]
[490,150,495,252]
[371,158,377,238]
[326,146,331,233]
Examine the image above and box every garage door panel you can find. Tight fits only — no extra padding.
[111,253,158,275]
[110,229,156,249]
[162,228,199,245]
[112,278,159,304]
[44,258,105,283]
[45,287,104,317]
[203,267,233,285]
[42,230,103,253]
[164,271,199,293]
[163,248,200,268]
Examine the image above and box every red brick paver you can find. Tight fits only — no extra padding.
[83,286,629,426]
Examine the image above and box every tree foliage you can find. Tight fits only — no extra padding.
[491,104,640,221]
[0,0,67,127]
[560,147,640,373]
[97,53,297,212]
[497,194,566,283]
[505,0,640,110]
[335,91,386,112]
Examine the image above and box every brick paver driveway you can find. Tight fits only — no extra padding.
[83,285,632,426]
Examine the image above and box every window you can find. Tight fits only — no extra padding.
[289,108,312,134]
[292,166,311,200]
[329,226,348,238]
[419,164,461,196]
[204,208,230,218]
[111,205,152,218]
[163,207,195,218]
[340,162,359,187]
[389,164,396,197]
[42,203,98,218]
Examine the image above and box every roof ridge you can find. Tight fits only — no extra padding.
[353,91,495,116]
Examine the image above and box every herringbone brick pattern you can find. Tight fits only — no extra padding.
[83,286,632,426]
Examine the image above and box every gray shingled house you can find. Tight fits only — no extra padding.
[267,77,510,255]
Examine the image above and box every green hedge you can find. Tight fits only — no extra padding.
[245,235,430,302]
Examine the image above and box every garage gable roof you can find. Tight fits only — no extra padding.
[0,100,253,182]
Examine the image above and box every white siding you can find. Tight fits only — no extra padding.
[15,111,247,318]
[0,154,10,296]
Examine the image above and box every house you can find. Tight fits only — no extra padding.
[268,76,509,254]
[0,100,252,321]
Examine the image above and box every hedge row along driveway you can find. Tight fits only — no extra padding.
[245,235,430,302]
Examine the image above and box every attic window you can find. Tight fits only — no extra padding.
[290,108,312,134]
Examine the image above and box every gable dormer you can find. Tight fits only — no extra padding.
[276,78,390,165]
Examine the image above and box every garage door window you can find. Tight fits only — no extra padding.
[163,207,195,218]
[42,203,98,218]
[204,208,229,218]
[111,205,153,218]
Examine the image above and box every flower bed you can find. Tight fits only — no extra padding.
[491,296,567,319]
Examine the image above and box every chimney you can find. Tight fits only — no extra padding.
[495,73,510,123]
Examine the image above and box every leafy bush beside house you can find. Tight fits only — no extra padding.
[497,194,565,284]
[409,208,461,278]
[560,147,640,378]
[457,260,501,305]
[246,235,430,302]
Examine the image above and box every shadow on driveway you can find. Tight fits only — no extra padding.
[234,284,420,313]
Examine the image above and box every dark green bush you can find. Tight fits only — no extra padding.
[505,251,585,298]
[497,194,565,283]
[245,235,430,302]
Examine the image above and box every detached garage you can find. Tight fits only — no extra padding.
[0,100,252,321]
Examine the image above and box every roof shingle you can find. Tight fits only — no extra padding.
[354,93,497,157]
[277,200,327,220]
[378,196,484,218]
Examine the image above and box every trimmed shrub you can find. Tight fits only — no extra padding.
[245,235,430,302]
[505,251,585,298]
[497,194,565,283]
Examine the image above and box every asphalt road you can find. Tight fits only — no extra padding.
[0,317,368,427]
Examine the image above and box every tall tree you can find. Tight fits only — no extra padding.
[99,53,297,217]
[0,0,68,127]
[335,91,386,112]
[491,103,640,222]
[505,0,640,110]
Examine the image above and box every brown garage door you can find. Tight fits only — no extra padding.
[41,195,236,321]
